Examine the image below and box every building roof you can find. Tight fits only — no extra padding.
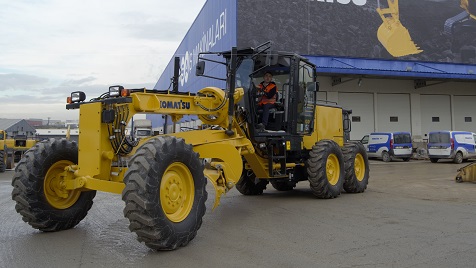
[0,119,22,130]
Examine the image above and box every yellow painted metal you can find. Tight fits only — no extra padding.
[455,162,476,183]
[461,0,476,20]
[77,102,114,179]
[44,160,81,209]
[376,0,422,57]
[326,154,340,186]
[354,153,365,182]
[64,175,125,194]
[303,105,344,149]
[160,162,195,222]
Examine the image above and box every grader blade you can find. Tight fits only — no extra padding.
[455,162,476,183]
[376,0,423,57]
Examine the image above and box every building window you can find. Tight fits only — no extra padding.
[465,117,472,122]
[390,116,398,122]
[432,117,440,122]
[352,116,361,122]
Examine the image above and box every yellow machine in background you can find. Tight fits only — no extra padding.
[376,0,423,57]
[0,130,37,172]
[12,43,369,250]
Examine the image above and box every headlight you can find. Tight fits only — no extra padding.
[109,85,124,97]
[70,91,86,103]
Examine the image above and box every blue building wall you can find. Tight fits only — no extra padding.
[150,0,237,128]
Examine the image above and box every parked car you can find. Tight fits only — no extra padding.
[427,131,476,164]
[360,132,413,162]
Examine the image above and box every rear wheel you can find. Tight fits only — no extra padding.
[430,158,439,163]
[270,180,295,191]
[382,151,391,162]
[11,139,96,231]
[6,155,14,169]
[236,167,269,195]
[307,140,345,199]
[0,151,5,172]
[454,152,463,164]
[122,136,207,250]
[342,142,369,193]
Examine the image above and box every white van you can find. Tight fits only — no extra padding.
[427,131,476,163]
[360,132,412,162]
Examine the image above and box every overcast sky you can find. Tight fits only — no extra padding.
[0,0,206,120]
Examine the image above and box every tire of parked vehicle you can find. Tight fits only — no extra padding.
[430,158,439,163]
[454,152,463,164]
[382,151,391,162]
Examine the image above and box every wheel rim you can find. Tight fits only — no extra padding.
[354,153,365,182]
[326,154,340,185]
[44,160,81,209]
[160,162,195,223]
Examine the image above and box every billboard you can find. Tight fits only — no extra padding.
[155,0,236,91]
[237,0,476,65]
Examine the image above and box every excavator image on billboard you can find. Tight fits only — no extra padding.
[376,0,423,57]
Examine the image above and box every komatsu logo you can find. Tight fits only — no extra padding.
[160,100,191,110]
[312,0,366,5]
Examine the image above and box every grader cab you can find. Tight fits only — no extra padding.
[12,43,369,250]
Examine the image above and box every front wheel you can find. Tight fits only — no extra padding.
[307,140,345,198]
[11,138,96,231]
[342,142,369,193]
[122,136,207,250]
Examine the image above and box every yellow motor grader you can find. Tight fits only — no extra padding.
[11,43,369,250]
[0,130,37,172]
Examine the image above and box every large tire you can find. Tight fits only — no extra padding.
[122,136,207,250]
[236,167,269,195]
[0,151,5,173]
[6,155,14,169]
[342,142,369,193]
[382,151,391,162]
[270,179,295,191]
[307,140,345,199]
[11,138,96,231]
[454,152,463,164]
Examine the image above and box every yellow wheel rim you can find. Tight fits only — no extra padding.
[44,160,81,209]
[354,153,365,182]
[160,162,195,223]
[326,154,340,186]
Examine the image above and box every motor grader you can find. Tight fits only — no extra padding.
[0,130,37,172]
[11,43,369,250]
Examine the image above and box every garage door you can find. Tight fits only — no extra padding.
[339,93,374,140]
[454,95,476,132]
[377,94,411,133]
[420,95,451,139]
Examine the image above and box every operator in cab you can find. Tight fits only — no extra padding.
[257,71,278,130]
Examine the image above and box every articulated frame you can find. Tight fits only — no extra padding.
[61,87,270,208]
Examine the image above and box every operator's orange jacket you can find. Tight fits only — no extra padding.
[258,82,277,106]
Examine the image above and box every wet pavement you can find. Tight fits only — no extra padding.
[1,159,476,267]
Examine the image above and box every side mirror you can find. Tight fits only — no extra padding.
[196,61,205,76]
[266,51,279,66]
[306,81,319,92]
